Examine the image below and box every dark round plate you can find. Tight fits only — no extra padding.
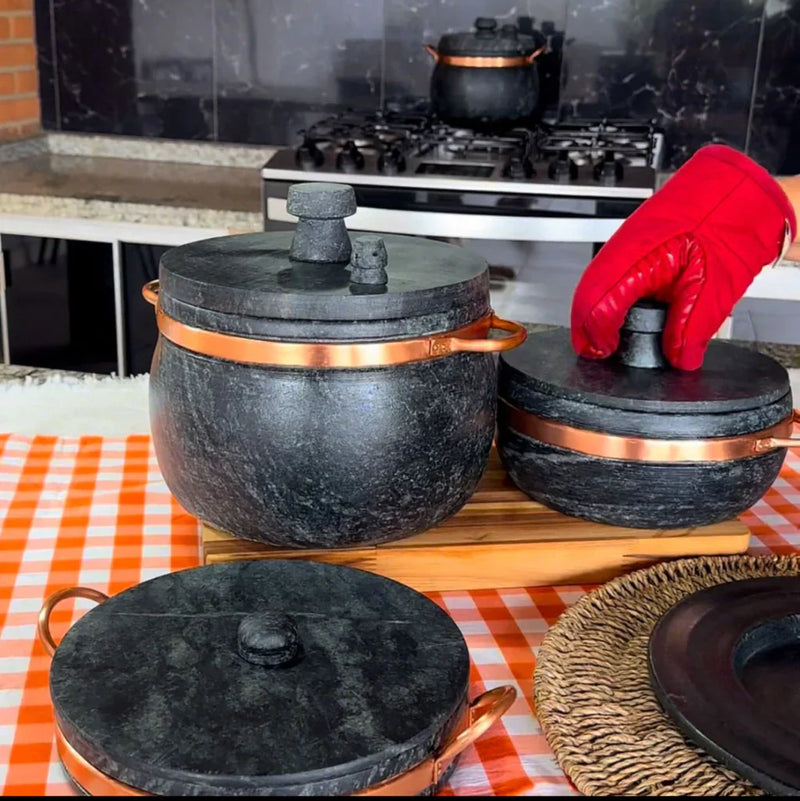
[649,576,800,795]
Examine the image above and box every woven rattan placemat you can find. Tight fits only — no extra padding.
[534,555,800,796]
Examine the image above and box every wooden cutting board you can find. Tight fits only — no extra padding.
[200,448,751,592]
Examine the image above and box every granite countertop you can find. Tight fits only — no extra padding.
[0,132,276,233]
[0,364,100,385]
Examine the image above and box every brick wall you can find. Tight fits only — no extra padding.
[0,0,39,140]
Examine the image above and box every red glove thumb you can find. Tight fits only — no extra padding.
[571,145,796,370]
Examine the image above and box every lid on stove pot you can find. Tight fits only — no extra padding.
[436,17,539,57]
[157,182,490,340]
[499,301,792,439]
[48,561,470,796]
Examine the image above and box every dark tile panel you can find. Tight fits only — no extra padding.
[560,0,765,167]
[747,0,800,175]
[383,0,567,115]
[214,0,383,145]
[33,0,57,130]
[53,0,214,140]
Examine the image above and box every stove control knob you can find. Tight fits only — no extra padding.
[378,147,406,175]
[594,149,624,183]
[505,155,535,180]
[336,140,365,172]
[548,151,578,181]
[294,138,324,169]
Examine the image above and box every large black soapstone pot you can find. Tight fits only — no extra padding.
[148,182,518,548]
[497,301,794,528]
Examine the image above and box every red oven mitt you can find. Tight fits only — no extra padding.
[571,144,797,370]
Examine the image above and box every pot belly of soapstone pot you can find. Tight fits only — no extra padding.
[149,339,497,548]
[496,427,786,529]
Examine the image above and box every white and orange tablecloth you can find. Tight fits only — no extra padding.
[2,432,800,796]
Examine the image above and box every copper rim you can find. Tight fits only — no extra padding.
[424,43,546,67]
[499,400,800,463]
[142,280,527,368]
[37,587,109,657]
[52,683,515,796]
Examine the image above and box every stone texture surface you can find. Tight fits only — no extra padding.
[158,230,490,333]
[501,329,791,435]
[149,340,498,548]
[49,560,470,795]
[497,427,787,529]
[0,365,96,385]
[0,143,263,232]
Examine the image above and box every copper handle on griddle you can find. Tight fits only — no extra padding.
[433,686,517,778]
[754,409,800,452]
[356,684,516,795]
[38,587,109,657]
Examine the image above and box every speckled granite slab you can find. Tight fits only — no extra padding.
[0,365,94,385]
[0,133,277,169]
[0,134,267,234]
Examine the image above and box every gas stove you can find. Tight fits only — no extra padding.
[262,109,664,200]
[261,108,664,246]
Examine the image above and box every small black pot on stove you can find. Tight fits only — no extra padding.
[496,301,799,529]
[425,17,545,130]
[143,182,526,548]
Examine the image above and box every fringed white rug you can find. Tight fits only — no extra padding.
[0,373,150,437]
[0,369,799,438]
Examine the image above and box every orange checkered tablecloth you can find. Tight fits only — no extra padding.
[2,432,800,797]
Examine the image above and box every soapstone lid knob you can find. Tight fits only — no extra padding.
[288,182,357,264]
[287,182,357,220]
[237,611,303,668]
[615,299,669,369]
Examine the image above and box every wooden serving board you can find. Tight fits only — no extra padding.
[200,449,751,592]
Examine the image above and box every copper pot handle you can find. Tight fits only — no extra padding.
[755,409,800,452]
[142,279,159,307]
[38,587,109,658]
[424,43,439,62]
[446,314,527,354]
[526,44,547,63]
[433,685,516,781]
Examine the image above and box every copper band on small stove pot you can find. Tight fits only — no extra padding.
[424,44,547,68]
[499,400,800,462]
[142,280,527,368]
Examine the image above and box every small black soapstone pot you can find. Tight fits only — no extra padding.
[148,182,517,548]
[497,301,794,528]
[427,16,541,130]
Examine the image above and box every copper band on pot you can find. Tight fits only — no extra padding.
[55,726,146,796]
[424,44,546,67]
[142,280,527,368]
[499,400,800,463]
[52,688,516,797]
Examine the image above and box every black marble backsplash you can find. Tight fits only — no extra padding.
[34,0,800,171]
